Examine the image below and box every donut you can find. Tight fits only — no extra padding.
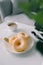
[12,37,27,52]
[7,32,31,52]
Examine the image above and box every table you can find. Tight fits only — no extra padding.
[0,14,43,65]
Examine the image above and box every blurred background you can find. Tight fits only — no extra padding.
[0,0,43,31]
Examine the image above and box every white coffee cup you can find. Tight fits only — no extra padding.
[8,22,17,31]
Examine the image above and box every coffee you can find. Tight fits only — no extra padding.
[8,23,16,26]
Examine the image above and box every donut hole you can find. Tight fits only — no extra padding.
[17,42,21,46]
[15,40,21,46]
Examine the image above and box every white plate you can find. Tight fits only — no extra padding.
[3,22,36,54]
[4,34,35,54]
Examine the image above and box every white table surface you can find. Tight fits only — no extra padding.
[0,14,43,65]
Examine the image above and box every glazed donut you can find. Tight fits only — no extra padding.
[8,32,31,52]
[12,37,27,52]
